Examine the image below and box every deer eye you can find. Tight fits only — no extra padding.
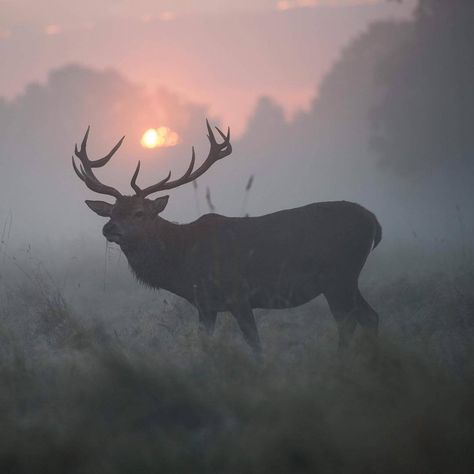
[134,210,145,218]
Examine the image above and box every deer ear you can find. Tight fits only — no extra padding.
[151,195,169,214]
[85,200,113,217]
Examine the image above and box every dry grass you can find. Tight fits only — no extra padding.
[0,248,473,473]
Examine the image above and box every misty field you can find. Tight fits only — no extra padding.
[1,0,474,472]
[0,243,473,474]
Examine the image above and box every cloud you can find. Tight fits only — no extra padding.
[140,11,177,23]
[276,0,380,11]
[44,24,61,36]
[158,11,177,21]
[0,27,12,39]
[276,1,292,10]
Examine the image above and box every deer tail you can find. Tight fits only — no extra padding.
[372,215,382,250]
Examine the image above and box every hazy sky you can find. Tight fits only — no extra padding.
[1,0,414,133]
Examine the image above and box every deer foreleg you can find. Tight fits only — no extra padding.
[198,310,217,336]
[229,299,262,359]
[193,284,217,336]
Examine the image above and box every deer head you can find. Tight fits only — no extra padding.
[73,121,231,249]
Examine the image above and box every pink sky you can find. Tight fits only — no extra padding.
[0,0,414,133]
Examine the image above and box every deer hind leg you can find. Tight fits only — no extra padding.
[194,285,217,336]
[353,289,379,360]
[354,289,379,336]
[198,310,217,336]
[229,299,262,360]
[324,285,358,351]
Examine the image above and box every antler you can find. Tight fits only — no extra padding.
[72,127,124,199]
[130,119,232,197]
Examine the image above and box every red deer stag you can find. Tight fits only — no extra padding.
[73,121,381,357]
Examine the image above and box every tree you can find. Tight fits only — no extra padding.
[373,0,474,175]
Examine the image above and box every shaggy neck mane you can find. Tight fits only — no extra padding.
[121,217,188,296]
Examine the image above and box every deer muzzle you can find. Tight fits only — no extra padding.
[103,221,122,244]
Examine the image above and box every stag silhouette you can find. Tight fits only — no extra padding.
[73,121,381,357]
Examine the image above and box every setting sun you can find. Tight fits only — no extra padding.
[140,127,179,149]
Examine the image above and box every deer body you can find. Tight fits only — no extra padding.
[125,202,377,308]
[73,123,381,357]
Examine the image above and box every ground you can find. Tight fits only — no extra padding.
[0,243,473,473]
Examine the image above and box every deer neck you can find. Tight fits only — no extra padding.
[120,218,188,296]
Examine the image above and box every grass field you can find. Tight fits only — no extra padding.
[0,244,473,473]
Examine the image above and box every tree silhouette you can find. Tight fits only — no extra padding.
[373,0,474,175]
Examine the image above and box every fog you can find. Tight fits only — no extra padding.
[1,19,472,251]
[1,1,473,472]
[1,1,414,133]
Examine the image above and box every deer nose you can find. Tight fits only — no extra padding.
[103,221,122,240]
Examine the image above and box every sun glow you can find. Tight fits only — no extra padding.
[140,127,179,149]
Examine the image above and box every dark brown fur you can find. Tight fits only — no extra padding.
[90,197,381,356]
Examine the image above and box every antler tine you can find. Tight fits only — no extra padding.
[215,126,230,142]
[74,125,90,158]
[72,127,123,198]
[71,156,120,197]
[206,119,217,146]
[75,126,125,169]
[131,120,232,198]
[72,156,86,183]
[184,146,196,178]
[213,126,231,157]
[94,135,125,167]
[154,170,173,189]
[130,160,173,195]
[130,161,142,194]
